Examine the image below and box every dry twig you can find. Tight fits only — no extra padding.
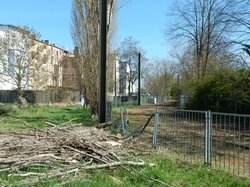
[0,121,153,185]
[82,160,145,170]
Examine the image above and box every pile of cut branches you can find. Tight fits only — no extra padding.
[0,122,151,185]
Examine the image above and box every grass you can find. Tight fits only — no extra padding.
[0,104,249,186]
[0,104,97,133]
[2,156,248,186]
[64,156,250,187]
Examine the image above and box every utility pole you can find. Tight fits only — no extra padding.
[99,0,107,123]
[114,56,118,108]
[138,52,141,105]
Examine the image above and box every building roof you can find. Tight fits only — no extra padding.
[0,23,70,53]
[0,23,19,29]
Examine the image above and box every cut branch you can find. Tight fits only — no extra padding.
[82,160,145,170]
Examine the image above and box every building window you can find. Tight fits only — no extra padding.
[56,51,58,62]
[51,56,54,65]
[64,62,67,68]
[8,49,15,76]
[72,61,76,68]
[2,62,7,73]
[42,54,46,64]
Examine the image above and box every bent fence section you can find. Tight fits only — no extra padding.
[153,108,250,178]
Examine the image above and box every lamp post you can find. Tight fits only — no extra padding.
[138,52,141,105]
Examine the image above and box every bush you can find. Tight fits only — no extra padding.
[186,69,250,114]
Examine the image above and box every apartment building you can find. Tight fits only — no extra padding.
[0,24,69,91]
[118,60,136,96]
[62,53,79,90]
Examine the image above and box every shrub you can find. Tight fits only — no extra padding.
[186,69,250,114]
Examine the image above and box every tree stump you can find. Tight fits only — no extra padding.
[18,96,28,107]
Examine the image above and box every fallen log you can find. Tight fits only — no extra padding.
[95,121,113,129]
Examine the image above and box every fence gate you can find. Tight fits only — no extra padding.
[153,107,250,178]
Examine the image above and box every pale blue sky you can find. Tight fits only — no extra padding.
[118,0,174,60]
[0,0,72,49]
[0,0,174,60]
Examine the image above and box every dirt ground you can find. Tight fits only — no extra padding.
[114,101,177,128]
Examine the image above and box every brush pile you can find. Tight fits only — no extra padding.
[0,122,151,184]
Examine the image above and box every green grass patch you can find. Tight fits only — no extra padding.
[41,156,249,187]
[0,104,97,132]
[2,156,245,187]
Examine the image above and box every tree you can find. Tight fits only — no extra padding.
[167,0,236,80]
[71,0,117,116]
[0,25,49,97]
[119,37,146,96]
[166,0,250,112]
[186,68,250,114]
[225,0,250,68]
[144,58,175,96]
[242,44,250,57]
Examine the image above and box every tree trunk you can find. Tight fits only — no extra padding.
[128,82,131,96]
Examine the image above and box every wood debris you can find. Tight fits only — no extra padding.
[0,122,151,184]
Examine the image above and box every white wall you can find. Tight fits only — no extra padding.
[0,25,19,90]
[0,24,66,91]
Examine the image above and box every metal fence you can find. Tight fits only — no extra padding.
[109,95,172,108]
[153,107,250,178]
[0,90,79,104]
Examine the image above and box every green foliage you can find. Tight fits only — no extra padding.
[186,68,250,113]
[170,82,182,98]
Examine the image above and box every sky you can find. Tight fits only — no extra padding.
[118,0,173,60]
[0,0,174,60]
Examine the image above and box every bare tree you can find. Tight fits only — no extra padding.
[0,25,49,97]
[71,0,117,116]
[223,0,250,68]
[119,37,146,96]
[144,58,175,96]
[167,0,236,80]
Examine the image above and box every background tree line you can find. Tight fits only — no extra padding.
[71,0,147,116]
[70,0,250,115]
[170,0,250,113]
[71,0,118,116]
[145,0,250,114]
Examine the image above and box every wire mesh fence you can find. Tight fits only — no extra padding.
[153,107,250,178]
[108,106,155,153]
[211,112,250,177]
[154,108,206,165]
[0,90,80,104]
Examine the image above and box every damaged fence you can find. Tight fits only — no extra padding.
[153,107,250,178]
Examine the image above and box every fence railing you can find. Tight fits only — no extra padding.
[0,90,79,104]
[153,108,250,178]
[109,95,172,108]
